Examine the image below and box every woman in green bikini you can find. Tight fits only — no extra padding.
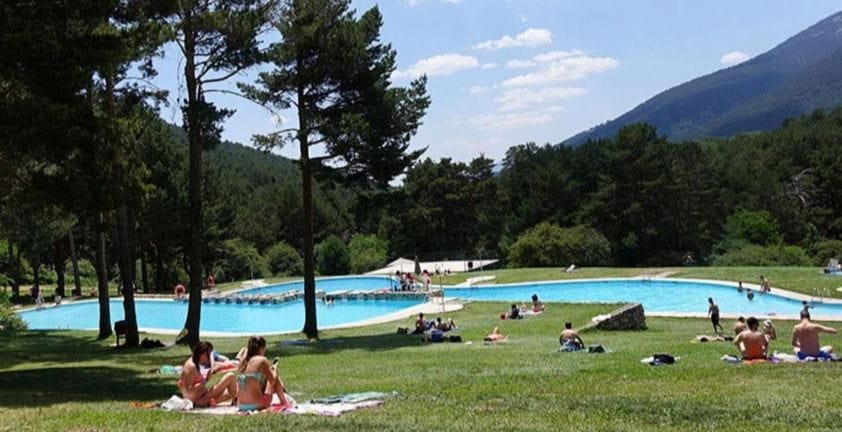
[237,335,291,412]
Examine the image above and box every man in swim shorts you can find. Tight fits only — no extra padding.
[707,297,723,333]
[733,317,767,360]
[791,310,837,360]
[559,322,585,351]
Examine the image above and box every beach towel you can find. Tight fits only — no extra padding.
[181,392,391,416]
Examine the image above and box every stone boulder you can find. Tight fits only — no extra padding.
[587,303,646,330]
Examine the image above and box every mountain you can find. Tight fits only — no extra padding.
[565,11,842,145]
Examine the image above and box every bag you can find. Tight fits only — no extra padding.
[588,344,605,353]
[430,330,444,343]
[653,353,675,364]
[449,335,462,343]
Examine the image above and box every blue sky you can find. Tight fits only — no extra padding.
[151,0,842,162]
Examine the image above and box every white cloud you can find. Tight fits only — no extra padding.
[533,50,586,63]
[518,13,528,23]
[463,110,554,130]
[720,51,750,66]
[505,59,537,69]
[468,85,491,94]
[473,28,553,51]
[502,53,619,87]
[495,86,586,111]
[481,62,498,69]
[394,53,479,79]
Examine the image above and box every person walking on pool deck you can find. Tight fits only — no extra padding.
[707,297,723,333]
[178,341,237,407]
[733,317,768,360]
[238,335,290,412]
[791,310,837,360]
[559,322,585,351]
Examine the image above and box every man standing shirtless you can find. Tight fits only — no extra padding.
[792,310,837,360]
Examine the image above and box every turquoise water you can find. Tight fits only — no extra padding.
[448,279,842,317]
[237,276,397,296]
[19,297,421,334]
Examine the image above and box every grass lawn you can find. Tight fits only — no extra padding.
[439,266,842,299]
[3,301,842,431]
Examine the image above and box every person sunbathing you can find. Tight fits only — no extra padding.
[484,327,507,343]
[733,317,768,360]
[559,322,585,351]
[791,310,837,360]
[237,335,290,412]
[178,341,237,407]
[413,313,430,334]
[501,304,523,320]
[531,294,545,312]
[734,317,747,335]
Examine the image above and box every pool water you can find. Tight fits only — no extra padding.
[237,276,397,296]
[448,279,842,318]
[19,297,421,334]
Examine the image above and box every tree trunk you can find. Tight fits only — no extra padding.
[32,256,40,299]
[298,104,318,339]
[54,239,66,298]
[68,231,82,296]
[105,73,140,347]
[95,212,112,340]
[116,204,140,346]
[10,243,19,300]
[179,11,203,347]
[140,245,149,294]
[155,248,165,294]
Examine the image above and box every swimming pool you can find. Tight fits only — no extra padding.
[19,297,422,335]
[448,278,842,318]
[237,276,397,296]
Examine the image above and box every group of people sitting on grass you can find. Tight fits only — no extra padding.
[177,336,291,412]
[500,294,546,319]
[733,310,837,361]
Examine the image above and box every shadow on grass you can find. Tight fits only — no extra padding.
[275,331,436,357]
[0,330,182,370]
[0,366,174,407]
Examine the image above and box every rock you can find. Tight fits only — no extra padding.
[586,303,646,331]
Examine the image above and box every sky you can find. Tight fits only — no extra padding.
[150,0,842,163]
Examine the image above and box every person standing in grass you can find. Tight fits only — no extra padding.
[707,298,723,333]
[733,317,768,360]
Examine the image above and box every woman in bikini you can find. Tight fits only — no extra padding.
[237,335,290,412]
[178,341,237,407]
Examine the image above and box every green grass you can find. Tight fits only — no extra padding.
[439,266,842,298]
[3,301,842,431]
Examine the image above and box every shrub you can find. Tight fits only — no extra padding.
[264,242,303,276]
[0,292,26,331]
[811,240,842,266]
[348,234,388,274]
[212,239,269,282]
[508,223,611,267]
[722,210,781,246]
[316,235,350,276]
[712,244,812,266]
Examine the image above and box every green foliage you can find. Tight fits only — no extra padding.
[348,234,388,274]
[0,292,26,330]
[316,235,350,276]
[811,240,842,266]
[264,242,303,276]
[508,223,611,268]
[711,244,811,266]
[212,239,268,283]
[722,210,781,246]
